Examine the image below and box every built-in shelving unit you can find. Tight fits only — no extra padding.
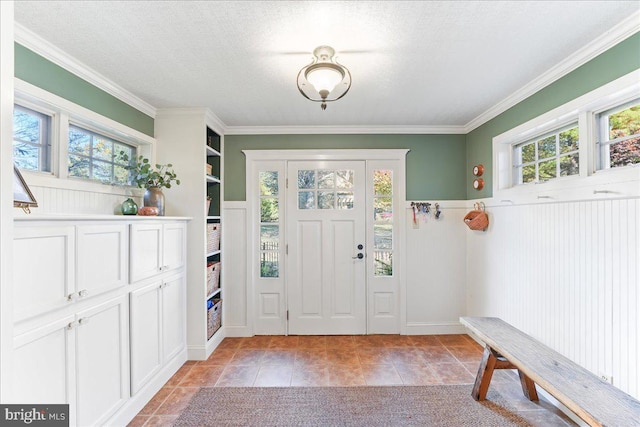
[155,109,225,360]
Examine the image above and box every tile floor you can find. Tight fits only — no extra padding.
[128,334,575,426]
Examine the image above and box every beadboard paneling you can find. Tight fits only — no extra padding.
[18,185,139,216]
[467,198,639,400]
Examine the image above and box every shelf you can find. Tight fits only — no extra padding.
[206,175,221,184]
[206,249,221,257]
[206,145,221,157]
[206,288,222,300]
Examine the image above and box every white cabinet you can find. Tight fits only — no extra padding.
[130,222,186,283]
[12,295,129,427]
[130,273,185,394]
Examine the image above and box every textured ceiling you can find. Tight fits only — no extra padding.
[13,1,640,130]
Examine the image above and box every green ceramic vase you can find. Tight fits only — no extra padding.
[121,198,138,215]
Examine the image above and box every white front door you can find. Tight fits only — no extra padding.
[287,161,367,335]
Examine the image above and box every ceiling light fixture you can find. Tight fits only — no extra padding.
[297,46,351,110]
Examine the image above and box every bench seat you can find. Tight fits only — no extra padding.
[460,316,640,427]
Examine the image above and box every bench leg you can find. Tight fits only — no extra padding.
[471,345,498,401]
[518,370,539,401]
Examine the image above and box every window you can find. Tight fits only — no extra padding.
[260,171,280,278]
[68,125,136,185]
[373,170,393,276]
[13,105,51,172]
[512,124,579,185]
[297,169,354,209]
[597,99,640,170]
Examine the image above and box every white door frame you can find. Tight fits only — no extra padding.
[244,149,409,335]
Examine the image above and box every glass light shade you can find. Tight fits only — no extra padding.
[306,66,343,95]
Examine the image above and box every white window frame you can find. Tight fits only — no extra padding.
[13,103,53,172]
[14,78,155,195]
[493,70,640,202]
[596,98,640,171]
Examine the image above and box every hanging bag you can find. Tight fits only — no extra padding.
[464,202,489,231]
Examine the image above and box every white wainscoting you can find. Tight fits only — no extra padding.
[404,201,467,335]
[222,202,250,336]
[466,197,639,400]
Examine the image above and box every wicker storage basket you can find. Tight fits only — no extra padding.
[206,261,221,296]
[207,299,222,339]
[207,223,221,253]
[464,202,489,231]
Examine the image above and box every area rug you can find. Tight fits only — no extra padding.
[173,385,534,426]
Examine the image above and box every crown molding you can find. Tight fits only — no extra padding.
[14,23,157,118]
[224,125,466,135]
[464,12,640,133]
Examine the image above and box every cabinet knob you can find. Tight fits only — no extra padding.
[78,289,89,298]
[67,293,77,302]
[66,321,77,330]
[78,317,90,326]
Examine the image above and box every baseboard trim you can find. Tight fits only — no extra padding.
[404,322,467,335]
[224,325,253,337]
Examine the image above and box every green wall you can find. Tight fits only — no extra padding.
[14,43,154,137]
[224,134,467,201]
[466,32,640,199]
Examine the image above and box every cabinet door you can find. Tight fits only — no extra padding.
[75,296,129,427]
[162,222,186,272]
[77,224,128,299]
[12,315,76,408]
[162,274,186,362]
[130,281,163,394]
[14,225,75,321]
[130,223,163,282]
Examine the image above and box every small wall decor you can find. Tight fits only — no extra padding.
[473,164,484,176]
[473,178,484,190]
[463,202,489,231]
[13,166,38,213]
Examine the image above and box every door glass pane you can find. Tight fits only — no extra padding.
[261,198,279,222]
[261,253,279,278]
[260,225,279,250]
[374,225,392,249]
[260,171,279,196]
[298,191,315,209]
[298,170,315,189]
[336,192,353,209]
[317,170,334,189]
[374,252,393,276]
[374,170,392,195]
[318,191,335,209]
[336,170,354,189]
[374,197,392,222]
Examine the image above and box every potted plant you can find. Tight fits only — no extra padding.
[118,151,180,216]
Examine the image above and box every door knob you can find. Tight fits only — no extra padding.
[352,253,364,259]
[357,244,363,250]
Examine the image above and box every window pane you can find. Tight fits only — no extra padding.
[374,225,392,249]
[538,159,557,181]
[13,142,39,170]
[68,127,91,155]
[374,170,392,195]
[260,171,278,196]
[298,170,315,189]
[560,153,579,176]
[114,165,129,185]
[374,197,392,222]
[298,191,315,209]
[559,127,579,154]
[609,137,640,167]
[68,154,90,179]
[335,170,354,189]
[114,143,134,162]
[608,103,640,140]
[318,191,335,209]
[260,225,279,250]
[92,160,112,183]
[317,170,334,189]
[522,165,536,183]
[374,252,393,276]
[261,198,279,222]
[93,137,113,161]
[336,192,353,209]
[260,254,279,278]
[13,109,41,143]
[521,143,535,163]
[537,135,556,159]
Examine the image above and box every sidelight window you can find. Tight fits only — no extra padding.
[260,171,280,278]
[373,169,393,276]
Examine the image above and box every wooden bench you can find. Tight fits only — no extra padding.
[460,317,640,427]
